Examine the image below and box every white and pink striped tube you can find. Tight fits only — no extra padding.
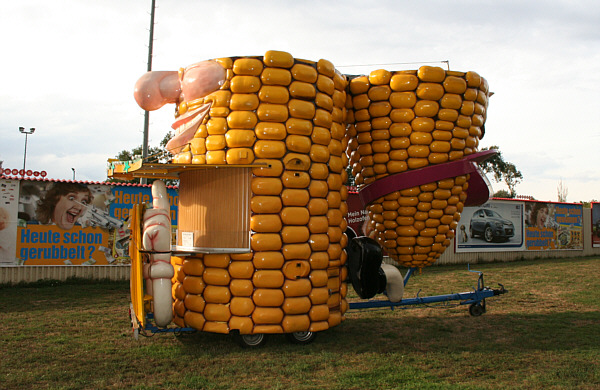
[142,180,174,327]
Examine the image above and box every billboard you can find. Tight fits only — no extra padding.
[456,200,525,252]
[591,202,600,248]
[0,179,178,266]
[524,202,582,250]
[457,199,584,253]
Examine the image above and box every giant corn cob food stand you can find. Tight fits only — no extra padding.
[109,50,506,347]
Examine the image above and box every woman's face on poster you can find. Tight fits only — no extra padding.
[536,206,549,228]
[53,192,89,230]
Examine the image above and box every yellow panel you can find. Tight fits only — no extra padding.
[129,203,146,328]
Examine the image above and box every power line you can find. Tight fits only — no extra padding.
[338,60,450,70]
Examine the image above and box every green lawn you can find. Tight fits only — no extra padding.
[1,257,599,389]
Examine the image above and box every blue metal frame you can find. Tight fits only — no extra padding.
[349,265,506,311]
[141,313,197,335]
[136,266,507,336]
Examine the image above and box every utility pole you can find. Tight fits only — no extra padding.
[141,0,156,184]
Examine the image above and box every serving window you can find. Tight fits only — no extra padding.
[176,167,251,253]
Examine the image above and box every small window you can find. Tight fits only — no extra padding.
[175,167,251,253]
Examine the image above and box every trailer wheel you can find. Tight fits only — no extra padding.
[469,303,485,317]
[285,331,317,345]
[234,333,267,348]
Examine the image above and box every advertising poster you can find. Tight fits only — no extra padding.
[593,203,600,248]
[456,200,525,252]
[0,180,20,263]
[524,202,583,250]
[3,180,179,266]
[346,191,367,237]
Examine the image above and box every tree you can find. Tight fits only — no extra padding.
[107,131,177,185]
[493,189,512,198]
[478,145,523,198]
[557,178,568,202]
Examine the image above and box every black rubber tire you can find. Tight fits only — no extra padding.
[469,303,485,317]
[285,331,317,345]
[234,333,267,348]
[484,226,494,242]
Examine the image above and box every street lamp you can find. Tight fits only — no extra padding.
[19,127,35,178]
[71,167,75,180]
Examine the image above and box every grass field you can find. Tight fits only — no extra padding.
[1,257,599,389]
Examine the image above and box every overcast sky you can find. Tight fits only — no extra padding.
[1,0,598,202]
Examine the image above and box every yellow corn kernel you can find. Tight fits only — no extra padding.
[317,58,335,77]
[443,76,467,94]
[224,130,256,148]
[205,90,232,107]
[390,73,418,91]
[203,254,231,268]
[438,108,459,122]
[253,251,285,270]
[251,196,282,215]
[369,69,392,85]
[411,117,435,132]
[264,50,294,68]
[390,108,415,123]
[291,63,318,83]
[251,176,283,195]
[289,81,316,100]
[349,76,370,94]
[368,85,391,102]
[414,100,439,117]
[315,92,334,111]
[252,307,284,325]
[416,83,445,100]
[389,91,416,108]
[258,85,289,104]
[282,243,311,260]
[255,122,286,140]
[288,99,316,119]
[251,233,283,252]
[205,150,226,164]
[282,171,310,189]
[254,140,286,158]
[203,285,231,304]
[281,206,310,225]
[257,103,289,122]
[283,279,312,297]
[227,111,258,129]
[184,311,205,330]
[261,68,292,86]
[440,93,463,109]
[407,157,429,169]
[189,138,206,155]
[389,123,412,137]
[230,297,255,317]
[283,298,312,315]
[205,135,226,151]
[202,267,231,286]
[230,93,259,111]
[466,71,481,88]
[253,288,285,307]
[317,74,335,95]
[233,58,263,76]
[253,270,285,288]
[206,117,227,135]
[251,214,283,233]
[230,75,261,93]
[309,144,330,163]
[417,66,446,82]
[226,148,254,164]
